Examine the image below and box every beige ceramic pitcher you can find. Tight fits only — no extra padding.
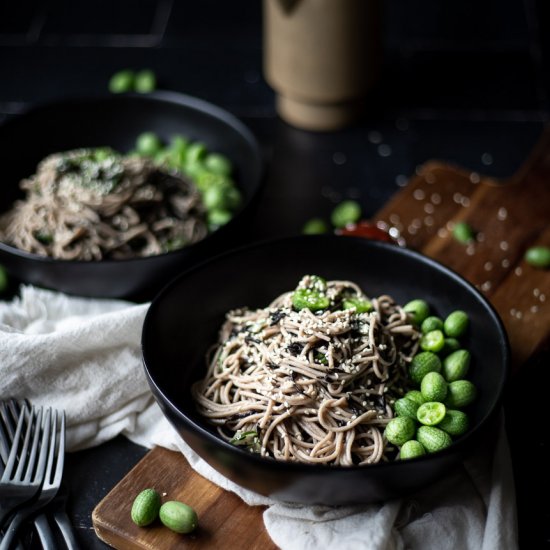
[263,0,382,131]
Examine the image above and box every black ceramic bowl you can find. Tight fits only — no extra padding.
[142,235,509,505]
[0,92,263,299]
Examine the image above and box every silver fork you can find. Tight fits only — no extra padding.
[0,406,49,530]
[0,409,65,550]
[2,400,79,550]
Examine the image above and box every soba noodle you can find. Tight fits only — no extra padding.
[192,276,421,466]
[0,148,208,260]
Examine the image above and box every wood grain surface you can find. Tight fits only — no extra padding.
[93,128,550,549]
[92,446,275,550]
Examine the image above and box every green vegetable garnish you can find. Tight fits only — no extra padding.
[342,297,373,313]
[292,289,330,312]
[136,132,163,157]
[108,69,135,93]
[134,69,157,93]
[230,430,261,452]
[524,246,550,269]
[207,208,232,229]
[403,299,430,325]
[204,153,232,176]
[452,222,475,244]
[302,218,329,235]
[331,200,362,228]
[55,148,124,194]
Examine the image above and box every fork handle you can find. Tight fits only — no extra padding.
[0,512,24,550]
[34,514,58,549]
[52,510,80,550]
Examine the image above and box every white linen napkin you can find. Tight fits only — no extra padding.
[0,286,518,549]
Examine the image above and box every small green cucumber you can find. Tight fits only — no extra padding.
[443,349,471,382]
[131,488,161,527]
[159,501,198,534]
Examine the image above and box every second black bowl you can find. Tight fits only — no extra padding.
[0,92,263,299]
[142,235,509,505]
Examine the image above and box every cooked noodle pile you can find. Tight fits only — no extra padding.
[0,148,207,260]
[192,276,421,466]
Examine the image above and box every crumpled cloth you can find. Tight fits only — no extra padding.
[0,286,518,550]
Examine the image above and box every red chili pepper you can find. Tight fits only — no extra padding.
[337,221,394,243]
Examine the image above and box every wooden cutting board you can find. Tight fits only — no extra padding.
[92,127,550,549]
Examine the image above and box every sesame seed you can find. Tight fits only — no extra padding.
[540,294,546,302]
[408,225,418,235]
[466,245,476,256]
[515,311,523,319]
[533,288,540,297]
[412,218,422,229]
[515,267,523,276]
[470,172,481,184]
[501,259,510,268]
[484,262,493,271]
[424,203,435,214]
[425,173,436,184]
[500,241,509,251]
[437,227,448,238]
[453,193,463,204]
[424,216,434,227]
[531,305,539,313]
[389,213,400,225]
[460,196,471,207]
[413,189,425,201]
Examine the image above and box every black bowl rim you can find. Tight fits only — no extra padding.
[0,91,264,265]
[142,234,510,473]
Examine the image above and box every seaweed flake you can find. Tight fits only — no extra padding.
[270,310,287,325]
[290,371,308,397]
[287,342,305,355]
[374,395,386,411]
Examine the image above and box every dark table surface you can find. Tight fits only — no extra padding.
[1,1,550,548]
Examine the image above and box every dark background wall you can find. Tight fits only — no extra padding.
[0,0,548,116]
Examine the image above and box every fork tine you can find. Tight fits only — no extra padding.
[52,411,66,486]
[0,403,11,440]
[5,400,22,440]
[0,409,11,467]
[0,400,26,471]
[42,409,58,486]
[25,408,51,485]
[1,405,28,481]
[16,406,43,482]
